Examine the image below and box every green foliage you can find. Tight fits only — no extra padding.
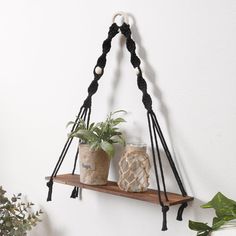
[68,110,126,158]
[0,186,43,236]
[189,192,236,236]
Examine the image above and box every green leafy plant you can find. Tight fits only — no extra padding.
[189,192,236,236]
[0,186,43,236]
[68,110,126,158]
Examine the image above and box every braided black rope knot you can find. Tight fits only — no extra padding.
[119,23,152,111]
[161,205,169,231]
[120,23,141,68]
[138,75,152,111]
[96,23,119,70]
[108,23,120,38]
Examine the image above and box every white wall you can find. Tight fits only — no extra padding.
[1,0,236,235]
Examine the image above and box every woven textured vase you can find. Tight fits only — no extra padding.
[79,144,110,185]
[118,144,150,192]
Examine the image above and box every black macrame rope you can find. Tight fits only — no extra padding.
[86,107,92,128]
[151,110,188,220]
[150,113,168,201]
[120,22,169,230]
[47,107,89,201]
[82,23,119,110]
[47,23,119,201]
[70,148,80,199]
[46,106,84,201]
[120,22,188,229]
[150,110,187,196]
[70,106,92,198]
[147,112,169,231]
[147,112,163,205]
[71,107,92,199]
[120,23,152,111]
[69,23,119,199]
[53,106,84,176]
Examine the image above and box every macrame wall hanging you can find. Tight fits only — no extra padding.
[46,12,193,231]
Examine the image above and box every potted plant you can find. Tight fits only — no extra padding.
[189,192,236,236]
[0,186,43,236]
[69,110,126,185]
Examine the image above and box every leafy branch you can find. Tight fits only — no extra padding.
[0,186,43,236]
[189,192,236,236]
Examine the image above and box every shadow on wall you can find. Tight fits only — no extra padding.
[189,197,215,224]
[28,212,65,236]
[107,34,126,110]
[148,149,193,195]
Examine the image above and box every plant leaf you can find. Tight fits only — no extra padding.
[89,122,95,130]
[111,110,127,115]
[202,192,236,209]
[201,192,236,219]
[212,217,221,225]
[189,220,212,231]
[110,135,125,145]
[100,141,114,158]
[112,118,126,126]
[212,219,226,230]
[71,130,96,142]
[66,121,75,128]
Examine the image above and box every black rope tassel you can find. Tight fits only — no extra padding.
[70,149,79,198]
[46,179,53,202]
[162,206,169,231]
[177,202,188,221]
[70,186,79,199]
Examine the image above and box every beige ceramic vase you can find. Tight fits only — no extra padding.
[79,144,110,185]
[118,144,150,192]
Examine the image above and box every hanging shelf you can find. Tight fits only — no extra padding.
[46,174,193,205]
[46,12,194,231]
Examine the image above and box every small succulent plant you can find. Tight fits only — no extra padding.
[0,186,43,236]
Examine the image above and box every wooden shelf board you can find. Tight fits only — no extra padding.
[46,174,193,206]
